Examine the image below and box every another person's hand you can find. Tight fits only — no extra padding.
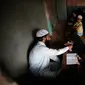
[76,60,80,65]
[76,55,81,65]
[77,55,82,61]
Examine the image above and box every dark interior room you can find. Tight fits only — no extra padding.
[0,0,85,85]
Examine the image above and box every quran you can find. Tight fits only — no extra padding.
[66,53,78,65]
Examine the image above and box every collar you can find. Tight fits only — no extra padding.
[38,41,46,46]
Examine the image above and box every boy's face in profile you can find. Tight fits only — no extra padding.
[77,18,82,22]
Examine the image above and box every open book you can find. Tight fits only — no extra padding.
[66,53,78,65]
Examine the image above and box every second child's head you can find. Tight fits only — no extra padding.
[77,15,82,22]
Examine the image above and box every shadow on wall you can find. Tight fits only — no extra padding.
[0,59,12,79]
[27,28,40,68]
[0,28,40,81]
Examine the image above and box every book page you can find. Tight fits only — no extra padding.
[66,53,78,65]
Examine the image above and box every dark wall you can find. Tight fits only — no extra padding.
[0,0,47,78]
[55,0,67,20]
[67,6,85,18]
[67,0,85,17]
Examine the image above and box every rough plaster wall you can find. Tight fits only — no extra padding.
[0,0,47,78]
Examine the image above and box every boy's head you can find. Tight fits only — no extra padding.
[77,15,83,22]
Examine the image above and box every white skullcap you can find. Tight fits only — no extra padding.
[78,15,83,19]
[36,29,49,37]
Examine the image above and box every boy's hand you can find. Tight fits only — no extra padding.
[68,45,73,51]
